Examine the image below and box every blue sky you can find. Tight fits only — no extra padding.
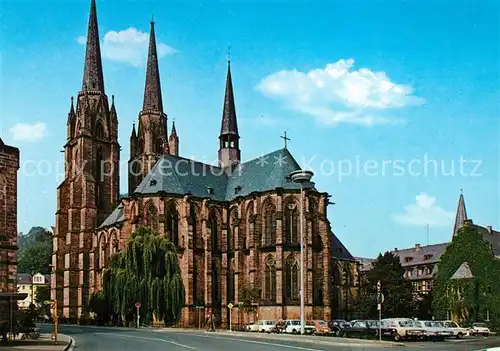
[1,0,498,258]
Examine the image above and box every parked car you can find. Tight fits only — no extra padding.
[245,322,259,332]
[311,320,330,335]
[329,320,351,336]
[469,322,490,337]
[338,320,378,339]
[378,320,399,340]
[381,318,425,341]
[283,320,315,334]
[415,321,452,341]
[442,320,468,339]
[256,320,277,333]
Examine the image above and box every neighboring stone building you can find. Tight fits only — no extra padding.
[52,0,358,326]
[17,273,51,309]
[358,193,500,294]
[0,138,20,293]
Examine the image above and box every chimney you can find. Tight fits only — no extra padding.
[415,243,421,250]
[487,226,492,234]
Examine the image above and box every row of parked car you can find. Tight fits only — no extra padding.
[245,318,491,341]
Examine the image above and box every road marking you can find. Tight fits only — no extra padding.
[195,334,327,351]
[94,332,196,349]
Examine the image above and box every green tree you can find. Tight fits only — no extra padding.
[238,286,260,313]
[18,240,52,274]
[35,286,51,305]
[433,221,500,330]
[101,227,184,326]
[359,251,415,318]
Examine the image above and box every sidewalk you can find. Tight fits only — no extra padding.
[0,333,73,351]
[152,328,404,348]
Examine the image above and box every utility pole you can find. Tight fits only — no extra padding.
[377,280,382,342]
[135,302,141,328]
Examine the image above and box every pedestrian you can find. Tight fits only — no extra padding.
[211,314,216,332]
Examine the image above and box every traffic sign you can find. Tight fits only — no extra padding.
[135,302,141,308]
[227,303,233,309]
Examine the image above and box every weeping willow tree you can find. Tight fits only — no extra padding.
[102,227,185,325]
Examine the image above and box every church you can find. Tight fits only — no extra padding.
[51,0,359,327]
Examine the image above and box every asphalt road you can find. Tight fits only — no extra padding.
[39,324,500,351]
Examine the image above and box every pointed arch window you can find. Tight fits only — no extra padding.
[165,203,179,246]
[310,199,321,247]
[264,256,277,302]
[229,259,236,303]
[263,202,276,246]
[209,211,219,252]
[284,256,299,303]
[284,202,299,244]
[95,147,104,207]
[156,138,164,154]
[245,204,254,250]
[146,202,158,231]
[95,121,105,138]
[190,204,200,248]
[230,209,238,251]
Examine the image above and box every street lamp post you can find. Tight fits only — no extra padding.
[289,170,314,336]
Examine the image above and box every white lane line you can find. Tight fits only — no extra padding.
[94,332,196,349]
[194,334,327,351]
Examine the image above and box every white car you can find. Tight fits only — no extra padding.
[245,322,259,332]
[283,319,315,334]
[442,320,468,339]
[256,320,276,333]
[416,321,453,340]
[469,322,490,336]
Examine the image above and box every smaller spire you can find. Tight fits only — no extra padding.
[220,59,239,136]
[170,120,177,137]
[70,96,75,114]
[110,94,116,111]
[130,123,137,138]
[453,191,468,236]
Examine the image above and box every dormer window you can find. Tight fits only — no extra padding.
[424,254,433,260]
[207,187,214,195]
[234,185,241,194]
[150,179,157,187]
[405,256,413,263]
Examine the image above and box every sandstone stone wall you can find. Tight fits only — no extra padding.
[0,139,20,293]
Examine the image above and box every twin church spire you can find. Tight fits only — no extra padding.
[77,0,241,193]
[82,0,105,93]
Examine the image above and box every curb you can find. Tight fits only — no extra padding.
[62,335,75,351]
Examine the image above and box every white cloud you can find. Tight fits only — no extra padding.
[257,58,424,126]
[393,193,454,227]
[10,122,47,142]
[76,36,86,45]
[76,27,178,67]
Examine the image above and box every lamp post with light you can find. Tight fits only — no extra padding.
[289,169,314,335]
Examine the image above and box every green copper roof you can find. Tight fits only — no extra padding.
[133,148,315,200]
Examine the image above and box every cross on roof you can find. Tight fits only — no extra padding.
[280,131,290,149]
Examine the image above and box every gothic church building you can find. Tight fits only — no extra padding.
[51,0,358,326]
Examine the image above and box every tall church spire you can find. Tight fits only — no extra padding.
[82,0,105,93]
[142,20,163,112]
[218,57,240,168]
[220,60,239,136]
[453,191,468,236]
